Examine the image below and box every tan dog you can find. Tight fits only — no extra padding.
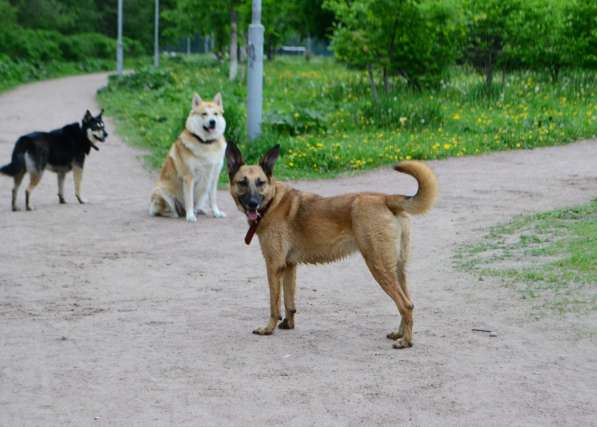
[226,143,438,349]
[149,93,227,222]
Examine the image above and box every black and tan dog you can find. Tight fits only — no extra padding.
[226,143,438,349]
[0,110,107,211]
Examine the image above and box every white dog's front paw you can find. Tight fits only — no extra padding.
[212,208,226,218]
[186,213,197,223]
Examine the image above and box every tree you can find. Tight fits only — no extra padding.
[162,0,242,80]
[565,0,597,69]
[503,0,570,81]
[292,0,335,59]
[325,0,465,98]
[0,0,16,29]
[463,0,522,86]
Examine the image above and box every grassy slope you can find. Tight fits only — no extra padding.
[97,55,597,181]
[455,201,597,315]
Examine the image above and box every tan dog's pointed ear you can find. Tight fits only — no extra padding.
[192,93,202,109]
[226,142,244,180]
[259,144,280,178]
[213,92,223,109]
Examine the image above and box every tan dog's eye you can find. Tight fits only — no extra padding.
[255,179,265,188]
[237,179,249,188]
[201,113,208,117]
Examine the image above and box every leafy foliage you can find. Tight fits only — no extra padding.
[98,56,597,181]
[325,0,465,92]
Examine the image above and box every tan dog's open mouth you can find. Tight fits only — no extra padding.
[246,210,259,221]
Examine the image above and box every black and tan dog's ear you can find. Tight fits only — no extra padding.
[259,144,280,178]
[226,142,244,179]
[83,110,93,123]
[99,108,104,117]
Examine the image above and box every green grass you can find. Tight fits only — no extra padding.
[97,55,597,181]
[455,201,597,315]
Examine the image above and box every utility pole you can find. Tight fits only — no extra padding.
[154,0,160,67]
[116,0,123,75]
[247,0,264,141]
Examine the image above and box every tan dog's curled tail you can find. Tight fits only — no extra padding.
[385,161,438,215]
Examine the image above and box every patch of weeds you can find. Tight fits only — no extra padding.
[456,200,597,315]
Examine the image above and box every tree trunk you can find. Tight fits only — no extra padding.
[229,9,238,81]
[367,64,379,104]
[485,64,494,87]
[550,64,560,83]
[305,35,312,62]
[383,67,389,94]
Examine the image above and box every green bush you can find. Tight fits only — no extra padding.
[59,33,115,61]
[0,28,63,62]
[107,67,176,91]
[264,108,327,135]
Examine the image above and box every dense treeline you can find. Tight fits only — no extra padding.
[1,0,595,95]
[324,0,597,93]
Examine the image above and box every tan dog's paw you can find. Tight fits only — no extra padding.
[386,331,403,340]
[278,318,294,329]
[392,338,412,349]
[252,327,273,336]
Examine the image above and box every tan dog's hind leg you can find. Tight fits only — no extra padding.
[253,263,283,335]
[387,216,412,341]
[279,264,297,330]
[355,205,414,349]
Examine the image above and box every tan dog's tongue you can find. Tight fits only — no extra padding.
[247,211,258,221]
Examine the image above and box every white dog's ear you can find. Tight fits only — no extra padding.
[192,93,202,109]
[213,92,223,108]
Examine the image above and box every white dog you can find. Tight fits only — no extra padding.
[149,93,227,222]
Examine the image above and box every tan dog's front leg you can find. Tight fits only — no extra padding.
[253,264,282,336]
[279,264,296,330]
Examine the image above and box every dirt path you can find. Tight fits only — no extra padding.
[1,74,596,426]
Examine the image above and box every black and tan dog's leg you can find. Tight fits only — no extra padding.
[279,264,297,330]
[57,172,66,204]
[25,172,42,211]
[11,172,25,211]
[253,264,282,335]
[73,165,86,204]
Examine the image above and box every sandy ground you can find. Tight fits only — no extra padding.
[1,73,596,427]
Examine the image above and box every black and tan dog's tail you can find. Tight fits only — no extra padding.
[0,138,28,177]
[0,161,21,177]
[385,161,438,215]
